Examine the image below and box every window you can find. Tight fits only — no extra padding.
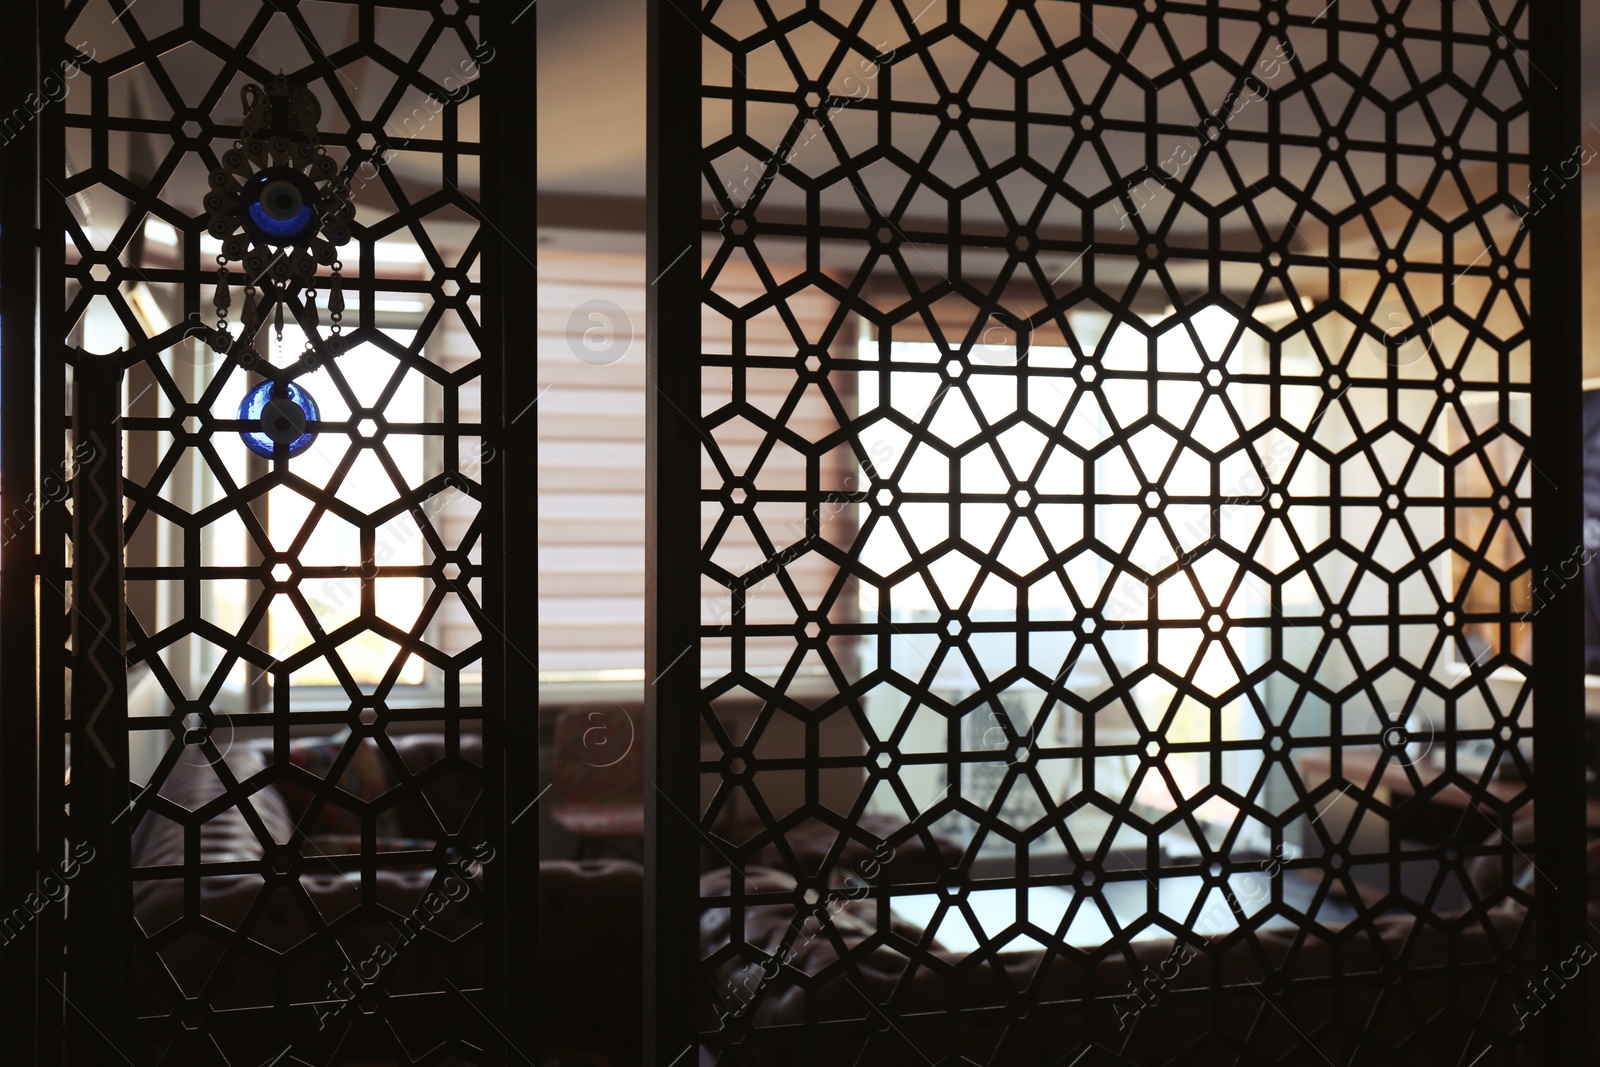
[856,303,1315,861]
[263,326,426,688]
[128,229,482,715]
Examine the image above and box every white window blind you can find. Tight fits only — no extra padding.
[539,246,855,684]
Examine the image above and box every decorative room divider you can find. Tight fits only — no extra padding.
[649,1,1585,1063]
[0,2,537,1063]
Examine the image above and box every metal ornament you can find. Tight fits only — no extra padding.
[206,75,353,285]
[204,75,353,454]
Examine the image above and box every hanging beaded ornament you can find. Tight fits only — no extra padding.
[203,76,354,455]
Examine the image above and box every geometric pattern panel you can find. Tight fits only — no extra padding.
[684,1,1539,1062]
[43,2,498,1062]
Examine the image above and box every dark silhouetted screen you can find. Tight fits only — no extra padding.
[1584,390,1600,672]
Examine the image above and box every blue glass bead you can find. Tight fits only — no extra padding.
[240,380,319,458]
[241,168,319,244]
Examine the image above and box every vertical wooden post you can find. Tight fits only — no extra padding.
[66,352,133,1066]
[1531,0,1587,1058]
[0,1,41,1060]
[646,0,704,1058]
[481,3,540,1061]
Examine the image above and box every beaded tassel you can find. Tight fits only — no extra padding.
[213,270,231,347]
[327,271,344,355]
[241,286,259,337]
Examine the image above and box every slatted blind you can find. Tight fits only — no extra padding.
[539,246,854,681]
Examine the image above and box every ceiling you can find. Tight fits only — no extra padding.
[72,2,485,253]
[63,0,1600,290]
[537,0,1600,244]
[537,0,649,202]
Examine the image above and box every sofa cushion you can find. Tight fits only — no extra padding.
[539,860,644,1066]
[271,734,408,842]
[730,814,963,886]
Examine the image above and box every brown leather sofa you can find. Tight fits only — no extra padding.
[698,862,1534,1065]
[130,733,490,1061]
[131,734,644,1065]
[131,740,1563,1065]
[537,858,645,1064]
